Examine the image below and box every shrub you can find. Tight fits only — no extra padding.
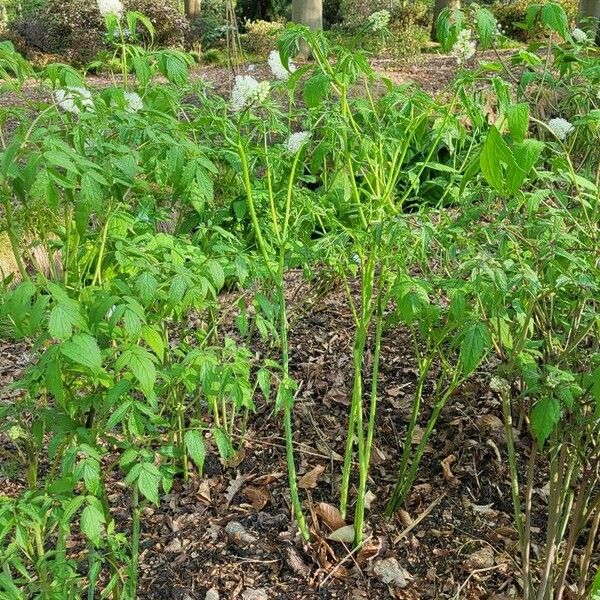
[124,0,188,47]
[491,0,578,41]
[240,18,282,56]
[7,0,186,65]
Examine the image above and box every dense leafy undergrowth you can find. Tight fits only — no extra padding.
[0,4,599,599]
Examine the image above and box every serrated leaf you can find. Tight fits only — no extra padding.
[461,322,491,376]
[80,504,105,547]
[60,333,102,373]
[137,463,161,505]
[184,430,206,475]
[531,396,561,447]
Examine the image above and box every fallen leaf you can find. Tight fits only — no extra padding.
[284,545,311,579]
[465,546,494,571]
[225,521,256,546]
[373,557,409,588]
[298,464,325,489]
[440,454,458,485]
[315,502,346,531]
[243,486,270,511]
[224,472,251,508]
[399,509,413,528]
[327,524,355,543]
[364,490,376,510]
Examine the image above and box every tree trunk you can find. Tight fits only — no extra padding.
[579,0,600,43]
[292,0,323,58]
[184,0,202,18]
[432,0,460,40]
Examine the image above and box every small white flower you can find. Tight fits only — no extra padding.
[547,117,574,140]
[284,131,310,154]
[97,0,124,18]
[368,10,390,32]
[571,28,588,43]
[247,63,256,72]
[124,91,143,112]
[54,86,94,115]
[268,50,296,81]
[230,75,270,112]
[452,29,476,65]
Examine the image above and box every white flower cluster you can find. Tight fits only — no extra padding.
[268,50,296,81]
[367,10,390,32]
[495,22,506,37]
[54,86,94,115]
[124,91,143,112]
[547,117,574,141]
[452,28,476,64]
[571,28,588,43]
[97,0,123,18]
[285,131,310,154]
[230,75,270,112]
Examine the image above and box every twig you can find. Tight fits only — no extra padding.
[395,492,446,542]
[319,534,373,587]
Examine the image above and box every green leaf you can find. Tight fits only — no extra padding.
[540,2,568,39]
[184,430,206,475]
[213,426,234,461]
[136,272,157,305]
[60,333,102,373]
[116,346,156,396]
[480,126,514,194]
[475,7,496,49]
[142,325,165,362]
[80,504,105,547]
[137,463,161,505]
[257,368,270,401]
[204,259,225,291]
[531,396,561,447]
[303,73,331,109]
[48,302,81,340]
[506,103,529,143]
[460,322,491,376]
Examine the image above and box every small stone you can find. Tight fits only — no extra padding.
[373,557,408,588]
[241,589,268,600]
[164,538,182,553]
[205,589,219,600]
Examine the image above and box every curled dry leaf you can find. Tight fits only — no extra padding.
[315,502,347,531]
[440,454,459,485]
[327,524,355,543]
[298,464,325,489]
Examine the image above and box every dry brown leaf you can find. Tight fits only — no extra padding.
[399,509,413,528]
[284,545,311,579]
[243,486,270,511]
[315,502,347,531]
[440,454,458,484]
[224,472,251,508]
[465,546,494,571]
[298,464,325,489]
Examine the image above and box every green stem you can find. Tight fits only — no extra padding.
[129,483,141,598]
[353,279,386,545]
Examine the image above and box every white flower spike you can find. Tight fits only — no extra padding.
[97,0,124,18]
[124,91,143,112]
[268,50,296,81]
[285,131,310,154]
[230,75,270,112]
[571,28,588,43]
[54,87,94,115]
[368,10,390,32]
[452,29,476,65]
[547,118,574,141]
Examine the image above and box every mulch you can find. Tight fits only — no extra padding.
[1,273,530,599]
